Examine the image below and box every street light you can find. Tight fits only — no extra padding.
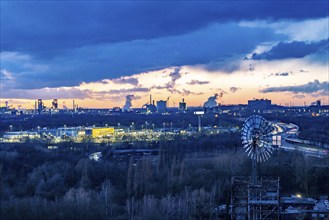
[9,125,13,132]
[163,122,165,133]
[170,122,173,133]
[152,123,155,131]
[118,123,120,129]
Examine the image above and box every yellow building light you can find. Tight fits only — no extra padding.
[92,127,115,138]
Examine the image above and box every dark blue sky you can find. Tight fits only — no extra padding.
[2,1,328,55]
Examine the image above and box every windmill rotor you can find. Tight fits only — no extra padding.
[241,115,274,162]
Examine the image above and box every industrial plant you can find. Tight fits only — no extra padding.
[1,94,328,117]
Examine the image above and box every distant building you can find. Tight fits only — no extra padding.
[52,99,58,109]
[111,107,122,112]
[3,131,40,141]
[248,99,271,111]
[157,100,167,114]
[37,99,44,114]
[204,106,220,114]
[146,103,156,113]
[85,127,115,138]
[311,100,321,106]
[144,95,156,113]
[43,127,83,138]
[179,98,187,111]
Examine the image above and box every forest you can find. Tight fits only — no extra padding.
[1,130,329,220]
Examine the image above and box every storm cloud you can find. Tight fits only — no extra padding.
[260,80,329,95]
[2,1,328,56]
[1,87,91,100]
[251,39,329,60]
[112,77,139,86]
[1,22,284,90]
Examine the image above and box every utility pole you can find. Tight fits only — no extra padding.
[194,111,204,132]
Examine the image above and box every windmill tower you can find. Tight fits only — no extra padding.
[231,115,280,220]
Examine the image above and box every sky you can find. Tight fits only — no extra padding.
[0,0,328,109]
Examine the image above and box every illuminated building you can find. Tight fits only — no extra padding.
[90,127,115,138]
[3,131,40,141]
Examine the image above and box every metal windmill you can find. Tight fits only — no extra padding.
[241,115,274,183]
[231,115,279,220]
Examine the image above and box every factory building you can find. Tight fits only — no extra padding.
[52,99,58,109]
[42,127,85,138]
[42,127,115,139]
[37,99,44,114]
[3,131,40,141]
[179,98,187,111]
[85,127,115,138]
[248,99,271,111]
[144,95,156,113]
[146,104,156,113]
[311,100,321,106]
[156,100,167,114]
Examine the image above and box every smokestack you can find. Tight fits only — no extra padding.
[52,99,58,109]
[150,95,152,105]
[73,100,75,111]
[153,100,155,106]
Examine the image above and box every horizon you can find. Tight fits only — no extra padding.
[2,97,324,111]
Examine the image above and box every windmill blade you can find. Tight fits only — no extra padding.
[241,115,273,162]
[245,145,253,154]
[260,153,265,162]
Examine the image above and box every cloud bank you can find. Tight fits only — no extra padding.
[260,80,328,96]
[251,39,328,60]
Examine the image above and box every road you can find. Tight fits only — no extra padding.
[272,122,329,158]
